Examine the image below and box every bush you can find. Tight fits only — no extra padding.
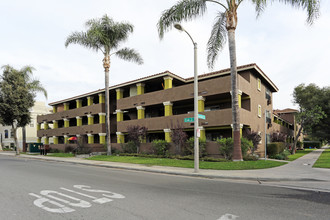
[185,137,207,157]
[64,146,74,153]
[241,138,253,156]
[243,154,259,161]
[272,149,291,160]
[267,142,286,157]
[217,138,234,160]
[151,139,169,156]
[217,137,252,160]
[49,148,61,153]
[121,141,137,153]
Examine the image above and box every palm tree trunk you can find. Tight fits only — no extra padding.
[228,28,242,161]
[103,54,112,155]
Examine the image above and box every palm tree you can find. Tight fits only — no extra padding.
[1,65,47,155]
[157,0,320,161]
[65,14,143,155]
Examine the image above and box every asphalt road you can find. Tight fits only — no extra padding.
[0,155,329,220]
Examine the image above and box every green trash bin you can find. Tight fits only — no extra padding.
[29,143,42,153]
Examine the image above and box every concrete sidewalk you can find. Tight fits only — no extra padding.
[1,147,330,192]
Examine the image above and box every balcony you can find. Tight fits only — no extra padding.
[37,103,105,123]
[117,109,233,132]
[37,123,105,137]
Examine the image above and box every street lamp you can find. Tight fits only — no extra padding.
[174,24,199,173]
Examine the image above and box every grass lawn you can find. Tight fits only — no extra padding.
[313,149,330,168]
[46,153,75,157]
[87,155,286,170]
[287,149,315,161]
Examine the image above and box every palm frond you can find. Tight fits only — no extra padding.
[114,48,144,65]
[250,0,267,18]
[28,80,48,99]
[252,0,320,24]
[157,0,208,39]
[207,12,227,69]
[65,31,102,52]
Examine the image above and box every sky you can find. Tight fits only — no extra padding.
[0,0,329,110]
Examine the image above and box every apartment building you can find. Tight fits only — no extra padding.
[37,63,291,157]
[0,101,51,150]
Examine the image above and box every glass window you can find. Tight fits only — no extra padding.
[257,78,261,91]
[4,130,8,138]
[258,105,262,118]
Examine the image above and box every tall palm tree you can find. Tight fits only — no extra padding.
[157,0,320,161]
[65,14,143,155]
[1,65,47,155]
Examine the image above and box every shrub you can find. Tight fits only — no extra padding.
[267,142,286,157]
[217,137,252,160]
[64,146,74,153]
[217,138,234,160]
[151,139,169,156]
[185,137,207,157]
[241,137,253,156]
[270,132,287,142]
[245,130,261,154]
[126,125,148,153]
[121,141,137,153]
[170,121,188,155]
[272,149,291,160]
[49,148,61,153]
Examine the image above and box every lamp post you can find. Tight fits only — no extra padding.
[174,24,199,173]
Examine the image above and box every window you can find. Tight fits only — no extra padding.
[30,120,35,127]
[257,78,261,91]
[258,105,262,118]
[4,130,8,138]
[10,129,14,138]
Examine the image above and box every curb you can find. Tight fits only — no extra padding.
[1,153,325,183]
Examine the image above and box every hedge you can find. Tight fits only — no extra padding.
[267,142,286,157]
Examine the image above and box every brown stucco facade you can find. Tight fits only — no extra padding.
[36,63,299,157]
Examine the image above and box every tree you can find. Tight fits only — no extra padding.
[157,0,320,161]
[126,125,148,153]
[0,65,47,155]
[245,129,261,154]
[65,14,143,155]
[293,83,330,142]
[170,121,188,155]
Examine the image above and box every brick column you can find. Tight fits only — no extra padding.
[52,120,58,129]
